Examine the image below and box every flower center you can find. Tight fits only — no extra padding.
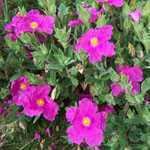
[20,83,27,90]
[90,37,99,47]
[36,98,45,107]
[82,117,91,127]
[30,21,39,29]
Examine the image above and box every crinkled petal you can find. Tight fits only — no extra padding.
[111,83,124,97]
[100,42,115,57]
[43,99,59,121]
[108,0,124,7]
[66,106,78,123]
[67,126,84,145]
[129,9,142,23]
[97,25,113,42]
[79,98,98,114]
[131,82,140,95]
[36,84,51,96]
[85,128,104,147]
[88,50,102,64]
[96,0,124,7]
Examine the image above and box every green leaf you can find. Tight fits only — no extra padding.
[5,38,20,51]
[70,76,79,87]
[142,1,150,16]
[48,63,64,71]
[58,3,68,15]
[38,0,56,16]
[109,68,120,82]
[105,94,116,105]
[55,27,71,49]
[96,15,107,27]
[77,5,90,25]
[125,93,144,104]
[141,78,150,94]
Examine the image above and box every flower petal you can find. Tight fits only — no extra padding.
[85,128,104,147]
[66,106,78,123]
[67,126,84,145]
[43,99,59,121]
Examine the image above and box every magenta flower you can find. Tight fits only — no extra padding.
[82,3,104,23]
[66,98,106,147]
[111,82,124,97]
[34,131,41,141]
[96,0,124,7]
[68,19,83,28]
[5,15,28,40]
[10,76,30,106]
[20,9,55,35]
[22,85,58,121]
[117,65,143,82]
[75,25,115,63]
[5,9,55,40]
[88,7,104,23]
[10,76,29,96]
[129,9,142,23]
[111,65,143,96]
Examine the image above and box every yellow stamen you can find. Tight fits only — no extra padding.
[82,117,91,127]
[36,98,45,107]
[90,37,99,47]
[30,21,38,29]
[20,83,27,90]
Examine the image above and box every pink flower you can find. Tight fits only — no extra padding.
[117,65,143,82]
[66,98,106,147]
[75,25,115,63]
[5,15,28,40]
[111,83,124,97]
[20,9,55,35]
[88,7,104,23]
[5,9,55,40]
[129,9,142,23]
[96,0,124,7]
[34,131,41,141]
[68,19,83,28]
[10,76,30,106]
[22,85,58,121]
[111,65,143,96]
[82,3,104,23]
[10,76,29,96]
[131,82,140,95]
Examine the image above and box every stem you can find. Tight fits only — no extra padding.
[19,139,34,150]
[3,0,9,23]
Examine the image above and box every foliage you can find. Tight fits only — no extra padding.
[0,0,150,149]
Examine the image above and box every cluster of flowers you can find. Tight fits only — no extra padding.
[68,0,124,28]
[68,0,141,28]
[4,0,143,148]
[111,65,143,96]
[68,3,104,27]
[5,9,55,41]
[10,76,114,147]
[11,76,59,121]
